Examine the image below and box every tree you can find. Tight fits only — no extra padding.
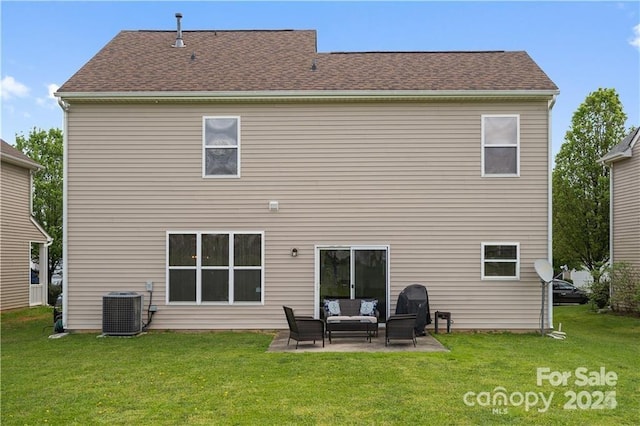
[15,128,63,283]
[553,88,627,273]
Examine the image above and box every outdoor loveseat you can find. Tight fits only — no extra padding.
[321,298,379,343]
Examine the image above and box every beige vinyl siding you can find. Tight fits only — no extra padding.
[611,144,640,270]
[65,100,550,330]
[0,162,47,310]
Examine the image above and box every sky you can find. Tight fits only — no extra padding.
[1,1,639,162]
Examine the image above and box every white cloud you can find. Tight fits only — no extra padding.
[0,76,30,100]
[630,23,640,50]
[36,83,60,108]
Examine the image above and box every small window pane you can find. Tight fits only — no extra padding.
[169,270,196,301]
[485,262,517,277]
[234,234,262,267]
[485,147,517,175]
[484,245,517,260]
[205,118,238,146]
[205,148,237,175]
[202,270,230,301]
[202,234,229,266]
[169,234,196,266]
[234,270,262,302]
[485,116,517,145]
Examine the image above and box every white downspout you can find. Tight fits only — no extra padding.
[57,98,70,328]
[547,94,557,330]
[609,165,614,265]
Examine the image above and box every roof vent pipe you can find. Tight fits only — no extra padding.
[172,13,185,48]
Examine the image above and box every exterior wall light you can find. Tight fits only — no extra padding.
[291,248,298,257]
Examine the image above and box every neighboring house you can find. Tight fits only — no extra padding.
[55,17,559,331]
[601,127,640,271]
[1,139,52,310]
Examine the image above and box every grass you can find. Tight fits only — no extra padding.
[1,305,638,425]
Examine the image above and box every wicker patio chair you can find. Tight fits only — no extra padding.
[283,306,325,349]
[385,314,417,347]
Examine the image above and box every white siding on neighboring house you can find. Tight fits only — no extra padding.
[611,142,640,270]
[65,100,550,330]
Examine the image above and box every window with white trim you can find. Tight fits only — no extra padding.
[203,116,240,177]
[482,115,519,176]
[481,243,519,280]
[167,231,263,304]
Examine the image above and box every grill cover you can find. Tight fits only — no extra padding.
[395,284,432,335]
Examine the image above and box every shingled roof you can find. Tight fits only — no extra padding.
[1,139,42,170]
[600,127,640,164]
[57,29,558,95]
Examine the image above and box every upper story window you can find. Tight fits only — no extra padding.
[481,242,520,280]
[482,115,519,177]
[203,116,240,178]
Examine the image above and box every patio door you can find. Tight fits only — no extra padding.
[316,246,389,321]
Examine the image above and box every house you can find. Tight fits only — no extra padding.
[0,139,52,310]
[600,127,640,271]
[55,16,559,331]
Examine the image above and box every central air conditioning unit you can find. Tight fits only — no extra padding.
[102,292,143,336]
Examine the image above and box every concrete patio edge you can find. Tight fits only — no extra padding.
[267,330,450,353]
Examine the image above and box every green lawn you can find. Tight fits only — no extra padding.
[2,305,638,425]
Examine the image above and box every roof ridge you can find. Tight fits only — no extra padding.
[135,29,307,33]
[325,50,508,55]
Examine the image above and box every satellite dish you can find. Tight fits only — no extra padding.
[534,259,554,283]
[534,259,554,337]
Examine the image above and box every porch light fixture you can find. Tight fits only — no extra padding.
[291,248,298,257]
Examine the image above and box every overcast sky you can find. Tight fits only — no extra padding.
[1,1,639,162]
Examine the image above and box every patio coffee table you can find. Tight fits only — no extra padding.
[327,320,377,343]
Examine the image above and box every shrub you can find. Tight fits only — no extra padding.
[48,283,62,307]
[589,278,610,309]
[610,262,640,315]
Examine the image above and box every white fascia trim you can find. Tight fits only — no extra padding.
[0,153,42,170]
[600,129,639,165]
[30,216,53,243]
[55,89,560,102]
[600,150,633,165]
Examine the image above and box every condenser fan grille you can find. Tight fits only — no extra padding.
[102,292,143,335]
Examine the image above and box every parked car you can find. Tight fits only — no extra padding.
[552,279,589,305]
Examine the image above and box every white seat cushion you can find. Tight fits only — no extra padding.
[326,316,377,324]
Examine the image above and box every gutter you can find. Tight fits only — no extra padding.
[55,89,560,102]
[0,153,42,170]
[57,98,70,112]
[599,150,632,165]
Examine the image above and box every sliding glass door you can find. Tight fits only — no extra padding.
[317,246,388,321]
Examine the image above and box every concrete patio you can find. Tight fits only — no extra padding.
[267,329,450,353]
